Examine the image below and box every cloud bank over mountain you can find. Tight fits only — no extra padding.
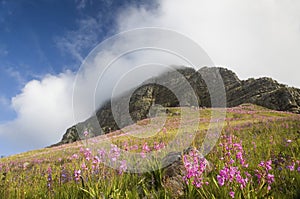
[1,0,300,155]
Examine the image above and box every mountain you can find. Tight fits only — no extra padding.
[54,66,300,146]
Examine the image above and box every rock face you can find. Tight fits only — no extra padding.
[52,116,102,146]
[161,147,212,197]
[57,66,300,145]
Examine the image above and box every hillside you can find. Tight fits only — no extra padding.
[1,104,300,198]
[58,66,300,145]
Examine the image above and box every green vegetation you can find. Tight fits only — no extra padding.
[0,104,300,198]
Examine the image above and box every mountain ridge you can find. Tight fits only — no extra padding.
[53,66,300,146]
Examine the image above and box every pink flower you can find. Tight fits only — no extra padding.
[233,143,243,151]
[255,160,274,189]
[255,170,261,181]
[47,167,52,174]
[93,156,100,164]
[130,145,139,151]
[119,160,127,174]
[217,175,225,186]
[264,160,272,171]
[183,149,208,188]
[153,142,166,151]
[153,142,160,150]
[81,162,88,170]
[47,167,52,189]
[123,141,129,151]
[110,144,121,162]
[84,148,92,161]
[217,166,249,189]
[142,142,150,152]
[236,152,243,160]
[159,142,165,149]
[244,171,251,178]
[140,152,146,159]
[74,169,81,181]
[92,156,100,170]
[287,162,295,171]
[229,191,235,198]
[72,154,79,159]
[97,149,106,161]
[83,130,89,137]
[267,174,275,184]
[258,161,265,167]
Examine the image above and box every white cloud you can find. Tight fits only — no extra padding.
[116,0,300,88]
[0,72,75,155]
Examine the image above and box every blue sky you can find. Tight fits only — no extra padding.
[0,0,159,155]
[1,0,300,156]
[0,0,156,122]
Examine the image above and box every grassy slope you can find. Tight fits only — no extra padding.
[0,103,300,198]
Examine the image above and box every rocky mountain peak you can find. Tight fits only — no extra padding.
[54,66,300,146]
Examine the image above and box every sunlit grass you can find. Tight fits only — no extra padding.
[1,104,300,198]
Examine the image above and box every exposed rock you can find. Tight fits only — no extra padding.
[162,147,213,198]
[162,146,212,178]
[51,116,102,146]
[56,66,300,145]
[60,126,79,144]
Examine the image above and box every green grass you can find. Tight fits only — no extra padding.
[1,104,300,198]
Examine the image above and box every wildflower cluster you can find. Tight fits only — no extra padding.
[183,149,209,188]
[217,166,250,189]
[217,135,251,198]
[47,167,53,190]
[280,158,300,172]
[1,107,300,198]
[140,141,165,158]
[74,169,81,182]
[255,160,274,191]
[219,135,248,168]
